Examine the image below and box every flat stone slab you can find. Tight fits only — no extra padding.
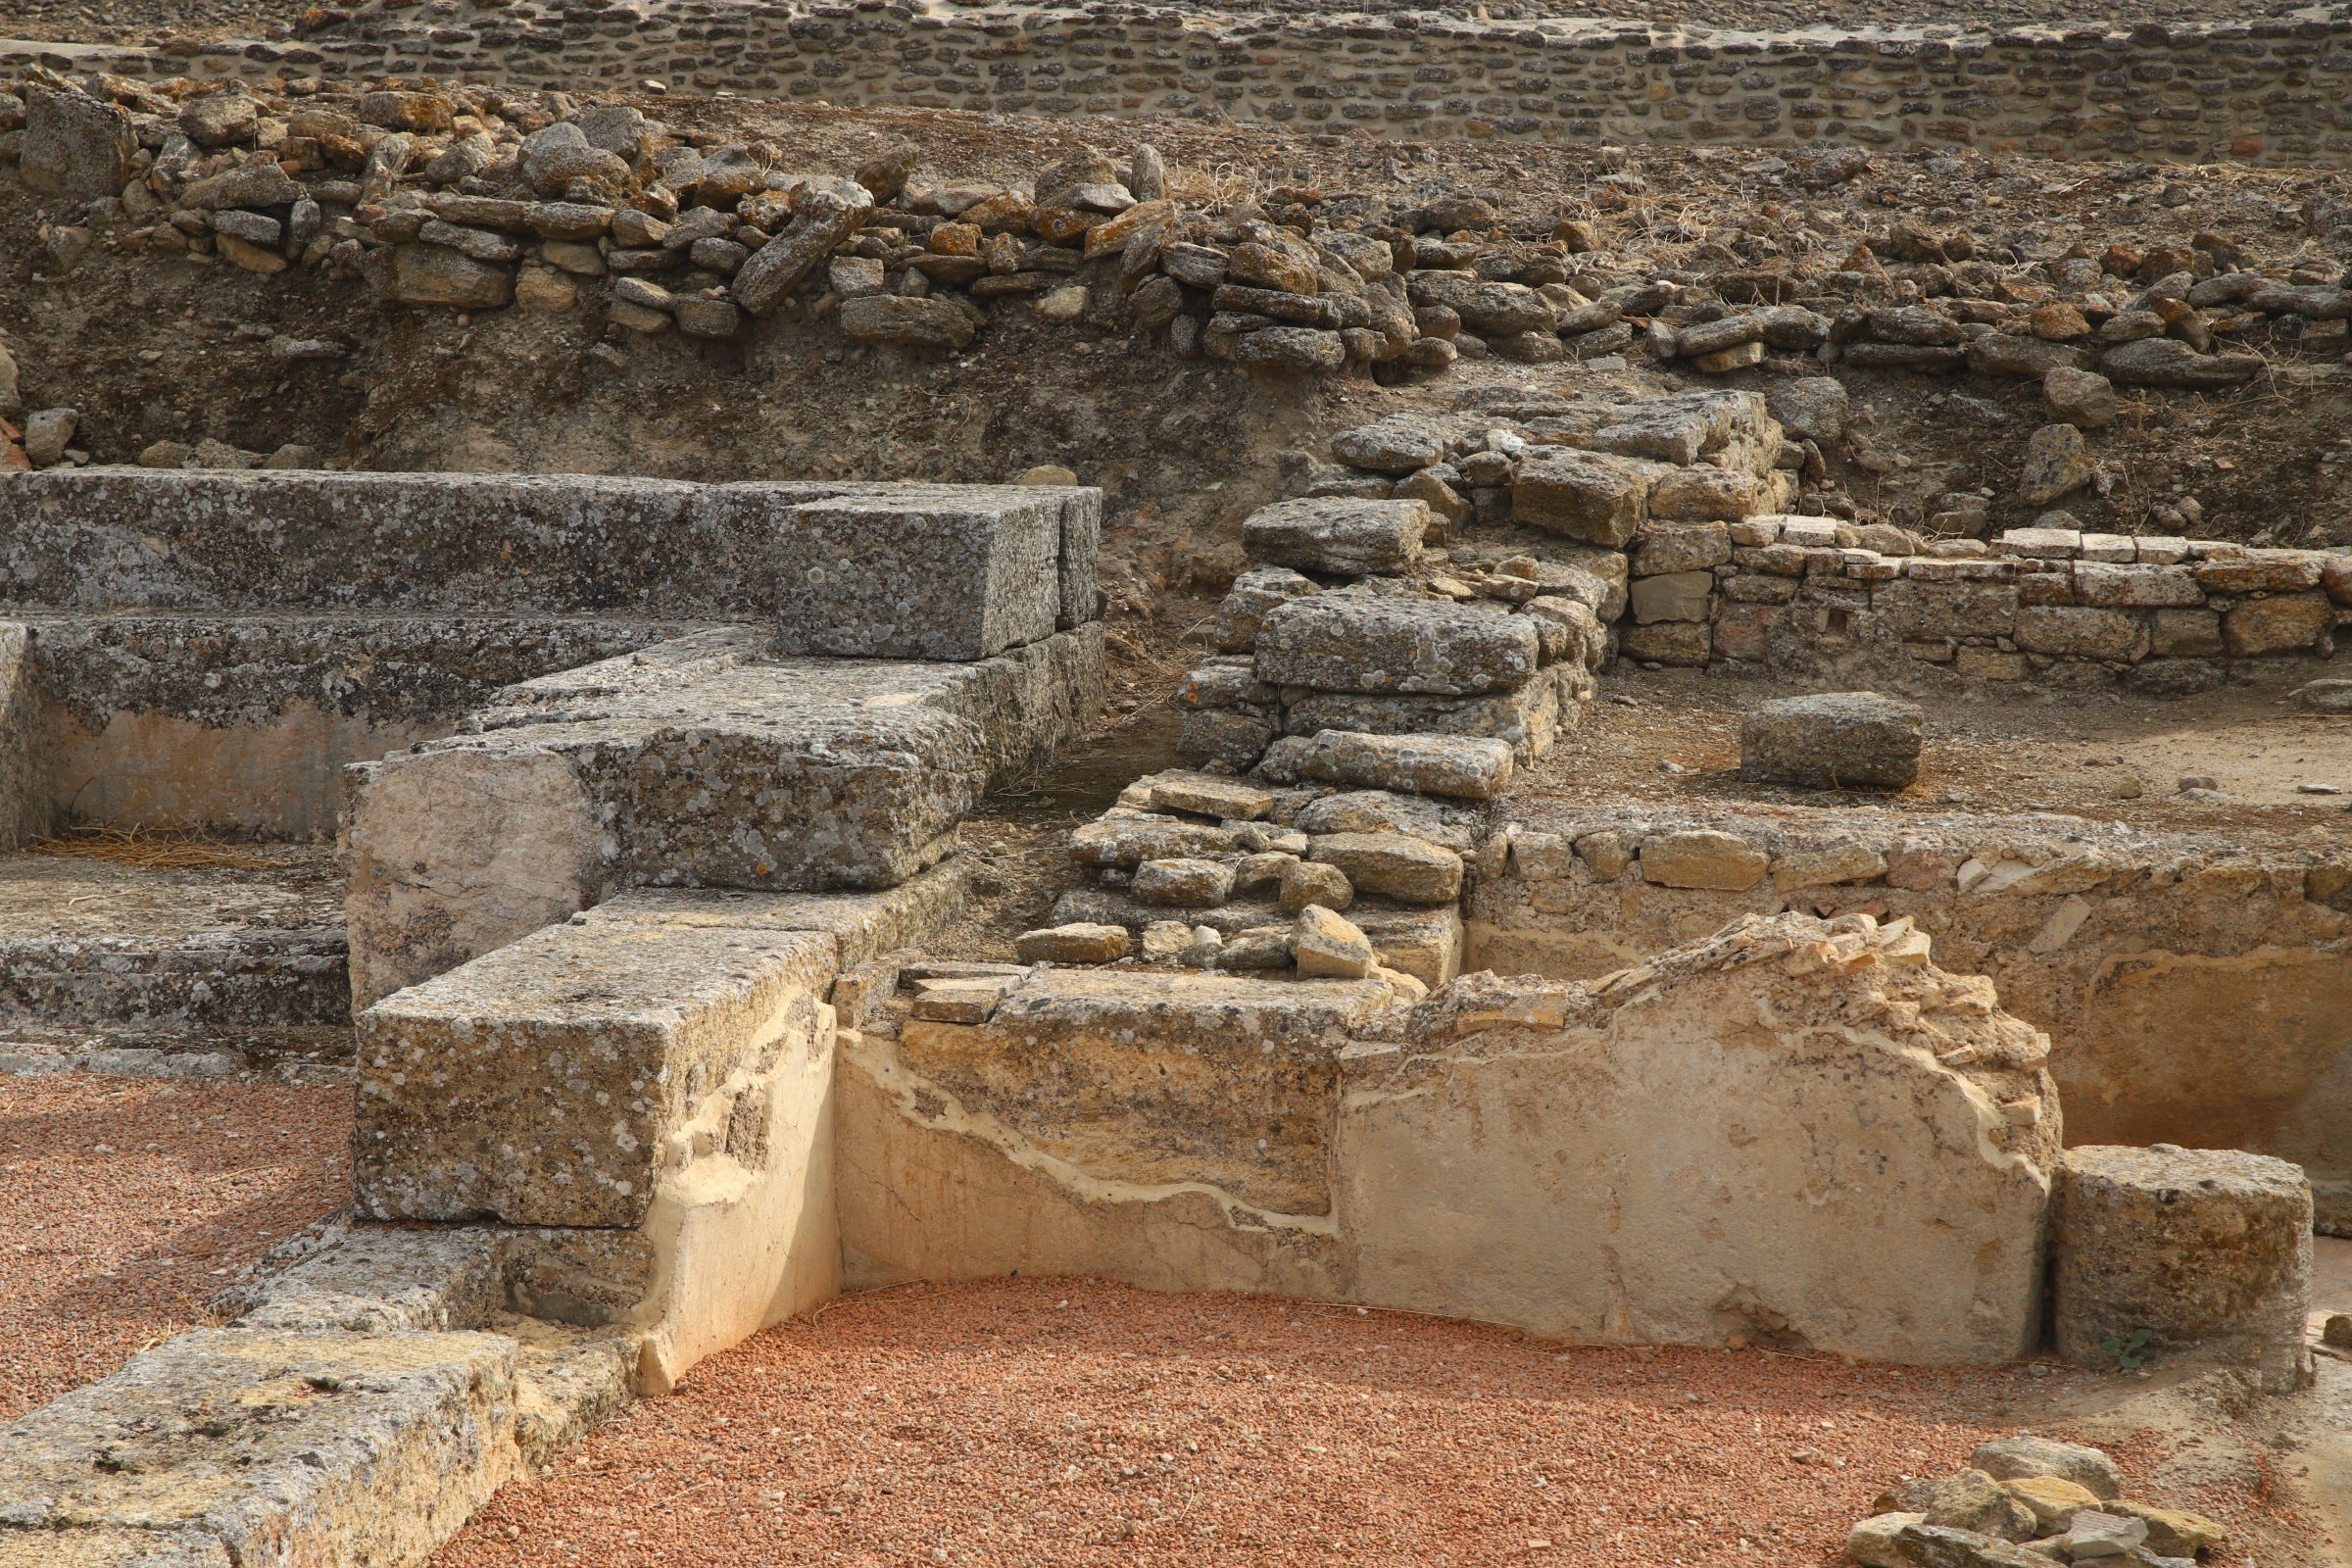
[1260,728,1516,800]
[0,471,1101,660]
[345,628,1101,1005]
[0,1327,595,1568]
[1740,691,1924,790]
[1240,497,1428,577]
[356,919,837,1226]
[575,861,971,970]
[1255,594,1542,697]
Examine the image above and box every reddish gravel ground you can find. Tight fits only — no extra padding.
[433,1277,2131,1568]
[0,1072,354,1420]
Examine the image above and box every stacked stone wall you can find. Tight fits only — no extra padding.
[11,2,2352,167]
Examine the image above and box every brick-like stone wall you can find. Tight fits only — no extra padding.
[11,1,2352,167]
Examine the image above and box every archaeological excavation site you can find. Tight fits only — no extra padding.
[8,0,2352,1559]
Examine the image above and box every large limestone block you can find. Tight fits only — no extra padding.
[356,920,838,1228]
[0,471,1100,642]
[1281,667,1571,763]
[1338,912,2062,1362]
[1241,497,1428,577]
[760,487,1062,660]
[1740,691,1924,790]
[0,1328,534,1567]
[1260,728,1515,800]
[576,862,971,970]
[2053,1146,2313,1390]
[21,83,136,198]
[348,637,1097,1004]
[1255,594,1542,696]
[896,968,1399,1215]
[835,1030,1344,1297]
[1511,450,1672,547]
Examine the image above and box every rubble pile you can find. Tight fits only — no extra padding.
[1847,1436,2230,1567]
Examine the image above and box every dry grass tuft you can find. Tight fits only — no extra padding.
[27,825,273,872]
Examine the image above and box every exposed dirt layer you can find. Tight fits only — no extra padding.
[1530,663,2352,837]
[427,1275,2316,1568]
[0,1073,354,1421]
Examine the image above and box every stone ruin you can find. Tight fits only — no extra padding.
[0,448,2332,1564]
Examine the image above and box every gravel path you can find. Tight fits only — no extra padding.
[0,1072,353,1421]
[432,1276,2043,1568]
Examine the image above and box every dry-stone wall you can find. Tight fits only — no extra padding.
[8,1,2352,167]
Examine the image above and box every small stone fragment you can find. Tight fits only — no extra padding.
[1014,923,1132,964]
[1278,859,1353,914]
[1132,858,1237,907]
[1292,905,1377,979]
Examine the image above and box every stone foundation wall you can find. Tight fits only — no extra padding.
[1468,802,2352,1231]
[10,2,2352,166]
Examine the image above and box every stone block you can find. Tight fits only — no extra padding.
[21,83,135,199]
[1307,831,1465,904]
[2014,606,2149,663]
[2053,1145,2312,1391]
[1649,466,1762,522]
[574,863,972,971]
[1969,1438,2123,1500]
[1069,810,1241,868]
[766,487,1061,661]
[1178,708,1276,770]
[1630,522,1733,576]
[1142,772,1276,821]
[2197,553,2327,594]
[1133,858,1236,907]
[356,919,838,1227]
[1511,450,1672,547]
[1629,569,1714,624]
[1641,829,1769,890]
[346,640,1097,1004]
[1260,729,1514,801]
[1329,416,1454,474]
[2152,609,2224,659]
[1212,564,1317,652]
[2222,592,2333,657]
[1241,497,1428,577]
[1617,621,1714,666]
[1292,905,1376,979]
[839,294,978,351]
[2072,563,2202,609]
[1281,669,1569,763]
[1015,923,1131,963]
[1255,595,1541,697]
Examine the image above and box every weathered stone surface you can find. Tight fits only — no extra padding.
[1047,888,1463,988]
[1212,564,1316,653]
[2222,592,2333,658]
[1292,905,1376,979]
[2101,1501,2228,1558]
[1015,923,1131,963]
[2015,606,2148,662]
[1069,810,1241,868]
[1307,831,1464,904]
[2018,423,2093,506]
[1629,569,1713,624]
[2098,338,2264,387]
[0,1327,567,1568]
[1511,450,1671,547]
[384,244,515,309]
[768,486,1067,660]
[1765,376,1848,444]
[839,294,978,351]
[577,867,971,974]
[1343,912,2060,1362]
[732,190,870,315]
[1242,497,1428,576]
[1873,1470,2037,1541]
[2000,1475,2104,1535]
[1329,416,1453,474]
[1641,829,1769,890]
[2043,368,2117,430]
[1890,1522,2061,1568]
[1281,669,1570,763]
[21,83,134,198]
[899,967,1398,1214]
[357,919,835,1226]
[1742,692,1925,791]
[1969,1438,2123,1500]
[1141,771,1275,821]
[0,622,41,851]
[348,636,1099,1004]
[1256,595,1541,696]
[1261,728,1515,800]
[1279,859,1353,914]
[2053,1145,2313,1390]
[1133,858,1236,907]
[1235,326,1347,372]
[1631,523,1733,576]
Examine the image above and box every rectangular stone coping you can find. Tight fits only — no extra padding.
[355,919,840,1225]
[0,469,1102,636]
[981,967,1399,1052]
[574,859,972,971]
